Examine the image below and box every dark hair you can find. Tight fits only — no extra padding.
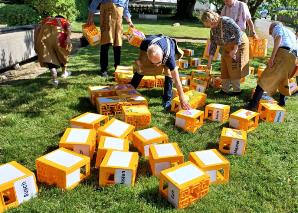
[55,15,65,19]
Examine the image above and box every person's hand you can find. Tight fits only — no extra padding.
[268,56,275,68]
[87,13,94,26]
[128,21,134,28]
[253,33,259,40]
[180,97,191,110]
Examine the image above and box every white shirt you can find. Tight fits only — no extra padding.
[221,0,251,31]
[272,24,298,53]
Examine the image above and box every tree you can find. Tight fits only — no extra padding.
[266,0,298,25]
[176,0,196,19]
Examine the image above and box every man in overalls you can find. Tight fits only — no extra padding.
[247,22,298,110]
[87,0,134,77]
[130,35,191,111]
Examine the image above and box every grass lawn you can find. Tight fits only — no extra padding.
[73,17,210,39]
[0,27,297,212]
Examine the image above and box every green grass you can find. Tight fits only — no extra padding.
[1,38,298,212]
[73,17,210,39]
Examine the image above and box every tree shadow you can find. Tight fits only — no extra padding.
[138,184,174,210]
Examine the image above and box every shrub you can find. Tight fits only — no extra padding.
[75,0,90,21]
[25,0,79,21]
[0,3,40,26]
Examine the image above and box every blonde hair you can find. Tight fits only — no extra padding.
[201,10,220,23]
[269,22,282,35]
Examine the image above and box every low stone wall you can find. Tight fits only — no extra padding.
[0,25,36,70]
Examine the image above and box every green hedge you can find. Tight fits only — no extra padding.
[25,0,79,21]
[75,0,89,21]
[0,3,40,26]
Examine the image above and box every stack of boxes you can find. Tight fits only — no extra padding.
[59,128,97,159]
[88,84,149,116]
[190,68,211,93]
[133,127,168,157]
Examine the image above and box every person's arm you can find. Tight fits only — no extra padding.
[269,25,283,68]
[124,0,134,27]
[243,3,257,38]
[65,21,72,46]
[226,18,241,59]
[171,67,191,110]
[87,0,102,25]
[269,36,281,68]
[247,18,258,38]
[207,55,214,70]
[208,30,217,67]
[221,6,225,16]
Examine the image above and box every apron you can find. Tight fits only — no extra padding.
[258,48,297,96]
[100,2,123,46]
[221,33,249,80]
[34,18,72,67]
[133,36,183,77]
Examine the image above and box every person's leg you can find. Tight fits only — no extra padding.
[230,79,241,95]
[278,94,286,106]
[247,85,264,110]
[221,79,231,93]
[47,63,59,86]
[100,43,110,76]
[163,76,173,111]
[220,50,230,94]
[61,65,71,78]
[130,72,144,89]
[113,46,121,69]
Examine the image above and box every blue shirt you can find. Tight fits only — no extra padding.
[272,24,297,52]
[89,0,131,19]
[140,35,177,71]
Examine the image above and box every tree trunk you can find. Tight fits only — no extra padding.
[152,0,155,14]
[176,0,196,19]
[248,0,264,20]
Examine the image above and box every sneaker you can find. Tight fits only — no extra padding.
[100,71,109,78]
[61,71,71,78]
[278,102,286,107]
[51,79,59,86]
[163,101,171,111]
[244,103,257,112]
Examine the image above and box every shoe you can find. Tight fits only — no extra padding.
[61,71,71,78]
[100,71,108,78]
[244,103,257,112]
[229,91,242,96]
[278,102,285,107]
[218,90,230,95]
[163,101,171,111]
[51,79,59,86]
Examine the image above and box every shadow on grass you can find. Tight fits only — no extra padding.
[69,96,95,114]
[138,184,173,210]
